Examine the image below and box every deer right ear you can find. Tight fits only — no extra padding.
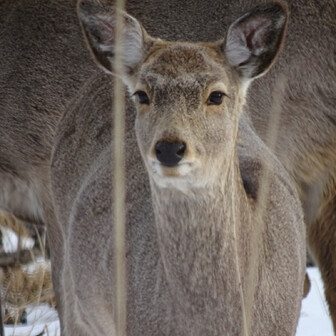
[224,1,288,82]
[78,1,151,81]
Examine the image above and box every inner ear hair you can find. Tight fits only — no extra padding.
[224,1,288,80]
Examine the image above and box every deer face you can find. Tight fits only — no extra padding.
[131,42,243,189]
[78,0,288,189]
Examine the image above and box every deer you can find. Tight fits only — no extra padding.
[49,1,307,335]
[0,0,335,334]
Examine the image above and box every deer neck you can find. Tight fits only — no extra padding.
[149,152,252,316]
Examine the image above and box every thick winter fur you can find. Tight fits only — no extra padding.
[0,0,98,316]
[0,0,335,335]
[52,2,307,335]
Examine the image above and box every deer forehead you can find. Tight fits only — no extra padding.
[144,43,216,74]
[136,43,235,94]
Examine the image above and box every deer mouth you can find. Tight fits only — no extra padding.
[149,158,197,179]
[147,158,203,190]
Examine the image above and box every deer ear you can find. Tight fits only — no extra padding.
[78,1,151,79]
[224,1,288,81]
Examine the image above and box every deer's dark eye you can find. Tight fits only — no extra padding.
[134,90,150,105]
[207,91,226,105]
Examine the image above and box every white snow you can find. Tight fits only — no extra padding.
[4,304,60,336]
[296,267,334,336]
[1,228,34,253]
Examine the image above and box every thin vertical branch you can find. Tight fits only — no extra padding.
[113,0,127,335]
[244,74,287,333]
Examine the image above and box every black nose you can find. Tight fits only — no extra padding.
[155,141,186,167]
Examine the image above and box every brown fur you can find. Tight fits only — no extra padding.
[50,2,306,335]
[0,0,335,334]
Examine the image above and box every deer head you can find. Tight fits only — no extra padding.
[78,1,287,191]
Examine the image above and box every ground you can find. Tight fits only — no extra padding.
[2,267,332,336]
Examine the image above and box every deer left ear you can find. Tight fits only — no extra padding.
[77,0,153,83]
[224,1,288,81]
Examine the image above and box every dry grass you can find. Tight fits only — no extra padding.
[0,211,55,326]
[1,264,55,324]
[0,211,29,242]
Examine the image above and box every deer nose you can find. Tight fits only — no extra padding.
[155,141,186,167]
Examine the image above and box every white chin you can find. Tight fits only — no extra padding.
[148,161,204,190]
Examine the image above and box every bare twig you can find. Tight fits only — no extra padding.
[244,74,287,333]
[113,1,127,335]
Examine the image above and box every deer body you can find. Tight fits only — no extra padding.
[50,2,307,335]
[0,0,97,223]
[52,73,304,336]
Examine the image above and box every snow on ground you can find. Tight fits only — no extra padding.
[1,227,34,254]
[296,267,334,336]
[4,304,60,336]
[3,267,333,335]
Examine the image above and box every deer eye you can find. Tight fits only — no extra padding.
[134,90,150,105]
[207,91,226,106]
